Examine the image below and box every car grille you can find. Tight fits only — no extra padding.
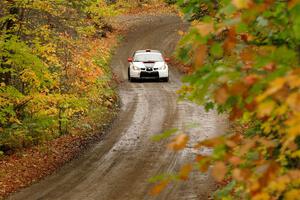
[140,71,159,78]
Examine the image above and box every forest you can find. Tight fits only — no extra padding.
[0,0,132,154]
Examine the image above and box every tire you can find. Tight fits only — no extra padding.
[128,68,132,82]
[161,77,169,82]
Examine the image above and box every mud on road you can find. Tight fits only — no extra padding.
[10,14,228,200]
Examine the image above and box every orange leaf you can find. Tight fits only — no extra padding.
[179,164,193,180]
[212,161,227,182]
[288,0,300,9]
[245,100,257,111]
[232,168,244,181]
[228,81,248,96]
[258,138,276,148]
[229,106,243,121]
[228,134,243,144]
[240,47,254,64]
[263,63,276,72]
[223,28,236,55]
[194,137,224,148]
[239,139,256,156]
[194,44,207,68]
[244,75,259,86]
[214,85,229,104]
[225,140,237,148]
[199,159,210,173]
[168,134,189,151]
[195,154,208,162]
[229,156,243,166]
[150,180,170,195]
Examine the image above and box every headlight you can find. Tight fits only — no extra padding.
[158,64,167,70]
[132,65,140,70]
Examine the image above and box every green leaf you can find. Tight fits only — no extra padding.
[210,43,223,58]
[151,128,178,142]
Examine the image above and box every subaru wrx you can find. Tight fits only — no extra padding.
[127,49,170,82]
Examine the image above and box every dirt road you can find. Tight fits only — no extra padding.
[9,14,227,200]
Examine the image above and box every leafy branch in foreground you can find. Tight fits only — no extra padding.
[154,0,300,199]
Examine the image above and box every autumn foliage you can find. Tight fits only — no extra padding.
[0,0,133,154]
[154,0,300,199]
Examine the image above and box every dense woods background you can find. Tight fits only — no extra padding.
[0,0,141,155]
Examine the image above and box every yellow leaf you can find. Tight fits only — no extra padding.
[257,100,276,118]
[253,192,270,200]
[287,124,300,137]
[269,175,290,193]
[212,161,227,182]
[232,0,253,9]
[266,78,286,96]
[286,74,300,89]
[285,189,300,200]
[178,30,185,36]
[287,93,300,112]
[274,104,288,116]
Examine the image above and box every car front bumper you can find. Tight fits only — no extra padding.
[130,69,168,79]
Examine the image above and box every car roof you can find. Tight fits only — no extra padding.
[134,49,161,54]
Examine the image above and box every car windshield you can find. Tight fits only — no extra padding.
[134,53,164,62]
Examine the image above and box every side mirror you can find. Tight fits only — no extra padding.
[128,57,133,62]
[165,57,171,63]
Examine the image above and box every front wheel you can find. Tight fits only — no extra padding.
[161,77,169,82]
[128,68,132,82]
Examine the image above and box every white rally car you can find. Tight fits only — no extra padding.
[127,49,170,82]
